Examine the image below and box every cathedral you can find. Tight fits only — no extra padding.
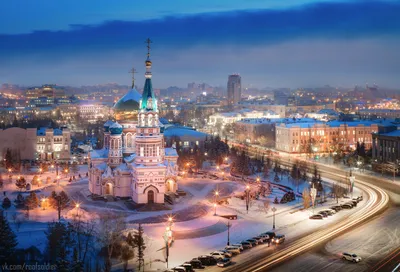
[88,42,179,204]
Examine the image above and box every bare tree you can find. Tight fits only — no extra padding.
[257,199,270,216]
[98,213,126,272]
[302,188,311,209]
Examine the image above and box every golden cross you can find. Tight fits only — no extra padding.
[145,38,152,57]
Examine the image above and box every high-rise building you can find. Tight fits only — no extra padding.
[227,74,241,106]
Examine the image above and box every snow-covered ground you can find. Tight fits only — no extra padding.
[0,164,364,271]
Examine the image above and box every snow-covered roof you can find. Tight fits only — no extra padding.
[116,163,131,172]
[124,154,136,163]
[163,126,208,140]
[381,130,400,137]
[90,148,109,159]
[95,162,108,171]
[102,166,114,179]
[118,88,142,103]
[165,147,178,157]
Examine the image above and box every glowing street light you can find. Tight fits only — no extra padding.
[216,166,220,170]
[41,197,47,210]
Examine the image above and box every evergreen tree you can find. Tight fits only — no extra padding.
[49,191,70,220]
[2,197,11,210]
[5,148,13,170]
[25,191,40,218]
[273,173,280,183]
[0,211,18,264]
[45,221,73,267]
[15,177,27,191]
[133,224,146,271]
[14,193,25,208]
[119,244,134,272]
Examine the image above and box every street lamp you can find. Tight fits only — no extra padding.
[41,197,47,210]
[272,207,277,230]
[75,203,80,217]
[245,185,250,214]
[256,177,260,183]
[214,203,217,216]
[216,166,220,170]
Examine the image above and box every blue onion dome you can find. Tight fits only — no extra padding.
[103,120,115,132]
[113,87,142,121]
[109,122,123,135]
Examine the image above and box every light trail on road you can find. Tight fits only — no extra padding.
[224,167,389,272]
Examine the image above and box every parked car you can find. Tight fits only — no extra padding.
[187,259,205,269]
[272,235,285,244]
[309,214,324,220]
[198,255,217,266]
[252,236,264,243]
[323,209,336,215]
[219,249,233,258]
[172,267,186,272]
[342,252,362,263]
[180,263,194,272]
[330,206,342,212]
[263,232,276,239]
[246,239,258,246]
[318,211,329,217]
[217,258,232,267]
[225,246,241,254]
[259,234,270,241]
[240,241,252,249]
[231,244,244,251]
[341,204,353,209]
[210,251,229,260]
[350,200,358,206]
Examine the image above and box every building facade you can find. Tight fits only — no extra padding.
[275,121,385,153]
[88,47,179,204]
[372,129,400,163]
[227,74,241,106]
[0,127,71,161]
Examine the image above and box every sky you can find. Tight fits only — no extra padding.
[0,0,399,88]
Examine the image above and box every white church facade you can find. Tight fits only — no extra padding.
[88,43,179,204]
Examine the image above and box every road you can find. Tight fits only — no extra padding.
[207,163,390,272]
[271,207,400,272]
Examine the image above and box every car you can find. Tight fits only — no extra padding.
[210,251,230,260]
[342,252,362,263]
[240,241,252,249]
[350,200,358,206]
[246,239,258,246]
[171,267,186,272]
[231,244,244,251]
[252,236,264,243]
[225,246,241,254]
[272,235,285,244]
[217,258,232,267]
[180,263,194,272]
[258,234,271,243]
[318,211,329,217]
[198,255,217,266]
[187,259,205,269]
[263,232,276,239]
[322,209,336,215]
[330,206,342,212]
[219,249,233,258]
[341,204,353,209]
[309,214,324,220]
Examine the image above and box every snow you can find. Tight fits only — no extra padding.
[0,163,367,271]
[118,88,142,103]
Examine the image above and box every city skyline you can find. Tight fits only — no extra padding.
[1,0,400,88]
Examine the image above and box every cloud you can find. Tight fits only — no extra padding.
[0,1,399,87]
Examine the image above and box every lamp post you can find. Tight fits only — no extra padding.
[214,203,217,216]
[39,168,43,176]
[272,207,277,230]
[221,171,224,180]
[245,185,250,214]
[226,221,231,246]
[75,203,80,217]
[41,198,47,210]
[163,227,171,269]
[57,175,60,187]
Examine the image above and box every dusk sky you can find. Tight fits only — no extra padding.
[1,0,399,88]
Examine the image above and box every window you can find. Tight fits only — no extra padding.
[140,147,144,156]
[184,141,189,146]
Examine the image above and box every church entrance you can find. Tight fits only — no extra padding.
[148,190,154,204]
[105,183,113,195]
[166,179,175,192]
